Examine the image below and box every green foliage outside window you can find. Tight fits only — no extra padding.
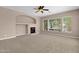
[44,16,72,32]
[63,16,72,32]
[49,18,61,29]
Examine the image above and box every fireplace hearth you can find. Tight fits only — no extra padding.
[30,27,36,33]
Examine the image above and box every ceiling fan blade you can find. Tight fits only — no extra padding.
[43,9,49,11]
[41,6,44,9]
[41,11,43,13]
[38,6,44,9]
[35,10,39,13]
[34,8,38,10]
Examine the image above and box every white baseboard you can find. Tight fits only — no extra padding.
[43,31,79,39]
[0,36,16,40]
[16,34,25,36]
[54,34,79,39]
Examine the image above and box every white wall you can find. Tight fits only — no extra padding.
[0,7,40,40]
[16,15,35,24]
[16,24,28,36]
[0,7,17,39]
[16,15,40,36]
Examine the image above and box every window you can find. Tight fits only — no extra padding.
[49,18,61,32]
[44,16,72,33]
[62,16,72,32]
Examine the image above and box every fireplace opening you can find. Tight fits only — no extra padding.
[30,27,36,33]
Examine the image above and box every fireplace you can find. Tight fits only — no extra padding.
[30,27,36,33]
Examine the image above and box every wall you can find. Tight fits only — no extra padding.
[16,15,36,24]
[16,24,28,36]
[0,7,17,40]
[16,15,40,36]
[0,7,40,40]
[40,9,79,37]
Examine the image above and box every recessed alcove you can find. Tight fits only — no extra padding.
[16,15,37,36]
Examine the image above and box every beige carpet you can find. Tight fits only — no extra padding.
[0,32,79,53]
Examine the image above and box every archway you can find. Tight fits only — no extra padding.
[16,15,37,36]
[16,15,36,24]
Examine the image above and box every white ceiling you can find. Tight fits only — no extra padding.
[3,6,79,17]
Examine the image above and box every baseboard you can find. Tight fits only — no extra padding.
[49,32,79,39]
[54,34,79,39]
[0,36,16,40]
[42,31,79,39]
[16,34,26,36]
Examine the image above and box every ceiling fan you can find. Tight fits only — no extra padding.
[34,6,49,13]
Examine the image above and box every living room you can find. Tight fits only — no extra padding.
[0,6,79,52]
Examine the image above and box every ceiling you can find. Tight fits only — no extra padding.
[3,6,79,17]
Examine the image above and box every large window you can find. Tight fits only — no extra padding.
[49,18,61,32]
[44,16,72,33]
